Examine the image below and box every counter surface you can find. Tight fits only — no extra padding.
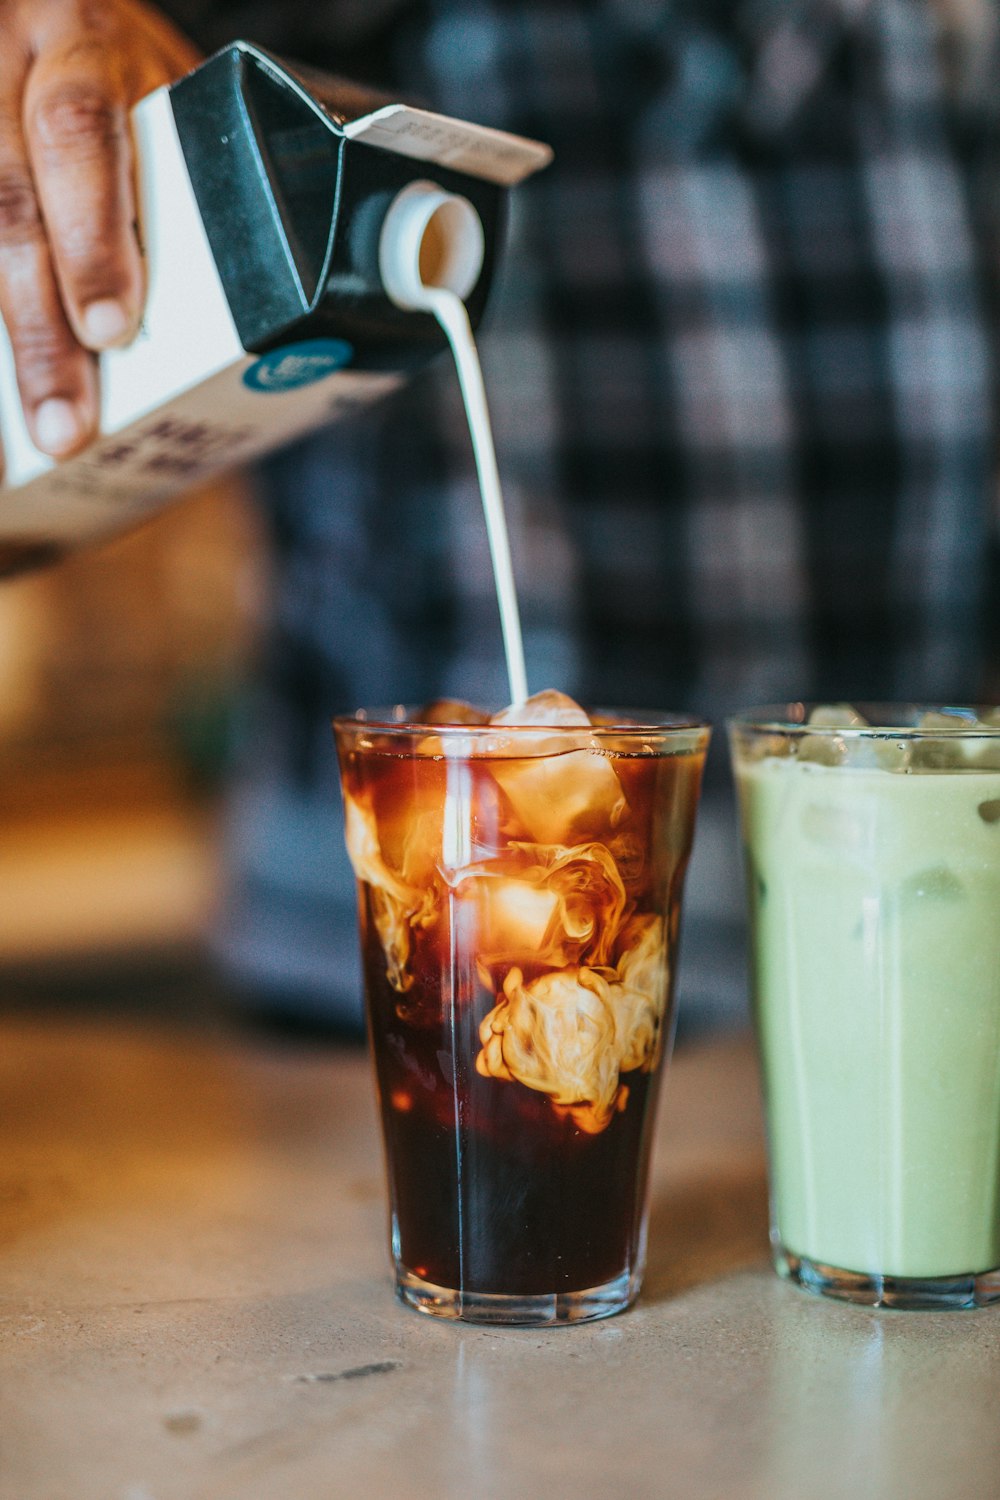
[3,1015,998,1500]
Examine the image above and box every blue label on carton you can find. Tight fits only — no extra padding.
[243,339,354,392]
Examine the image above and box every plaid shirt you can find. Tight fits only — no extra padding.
[164,0,1000,1026]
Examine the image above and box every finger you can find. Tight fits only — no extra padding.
[24,38,142,351]
[0,87,97,456]
[0,240,98,455]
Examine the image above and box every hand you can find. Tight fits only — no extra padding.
[0,0,199,466]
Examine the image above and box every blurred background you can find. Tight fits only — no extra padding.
[5,0,997,1043]
[0,482,266,1019]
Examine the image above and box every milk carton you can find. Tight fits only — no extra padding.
[0,42,551,574]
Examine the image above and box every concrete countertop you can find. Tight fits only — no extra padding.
[3,1015,999,1500]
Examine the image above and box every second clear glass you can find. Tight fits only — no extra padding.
[730,703,1000,1310]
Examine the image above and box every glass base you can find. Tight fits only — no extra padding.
[776,1244,1000,1310]
[395,1263,641,1325]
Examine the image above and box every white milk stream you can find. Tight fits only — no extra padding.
[379,183,529,707]
[422,286,528,708]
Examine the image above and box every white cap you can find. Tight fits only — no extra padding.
[378,180,486,311]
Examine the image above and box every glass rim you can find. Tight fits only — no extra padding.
[332,704,710,738]
[728,701,1000,739]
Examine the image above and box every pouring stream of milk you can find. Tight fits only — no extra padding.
[414,286,529,708]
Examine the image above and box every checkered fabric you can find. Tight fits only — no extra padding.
[162,0,1000,1026]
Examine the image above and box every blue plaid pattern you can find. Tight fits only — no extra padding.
[161,0,1000,1026]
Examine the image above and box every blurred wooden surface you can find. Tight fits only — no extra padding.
[0,803,217,961]
[0,483,261,965]
[3,1017,999,1500]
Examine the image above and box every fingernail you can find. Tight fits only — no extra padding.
[34,398,87,456]
[81,298,132,348]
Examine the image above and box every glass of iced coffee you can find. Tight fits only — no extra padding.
[334,692,709,1324]
[730,703,1000,1309]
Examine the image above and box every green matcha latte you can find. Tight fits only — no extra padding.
[730,705,1000,1309]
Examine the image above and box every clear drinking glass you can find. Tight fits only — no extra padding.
[334,706,709,1324]
[729,703,1000,1309]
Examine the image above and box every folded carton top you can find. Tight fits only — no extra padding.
[257,46,553,187]
[168,42,552,352]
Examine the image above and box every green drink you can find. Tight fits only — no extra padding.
[730,705,1000,1309]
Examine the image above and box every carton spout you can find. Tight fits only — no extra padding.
[378,181,486,311]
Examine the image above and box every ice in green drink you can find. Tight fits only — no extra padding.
[730,705,1000,1309]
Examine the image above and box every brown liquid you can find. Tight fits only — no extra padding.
[341,739,704,1296]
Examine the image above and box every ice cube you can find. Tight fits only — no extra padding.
[797,703,869,766]
[970,742,1000,771]
[901,866,964,902]
[368,767,448,890]
[466,876,561,964]
[419,698,490,724]
[918,708,980,730]
[909,738,964,770]
[492,689,593,728]
[492,749,627,844]
[489,692,627,843]
[613,914,668,1073]
[842,735,911,772]
[487,696,628,842]
[807,704,869,728]
[343,791,438,992]
[969,709,1000,769]
[915,708,1000,771]
[801,801,872,851]
[454,839,627,972]
[910,707,984,769]
[476,964,626,1134]
[398,701,488,764]
[797,735,847,767]
[343,791,412,897]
